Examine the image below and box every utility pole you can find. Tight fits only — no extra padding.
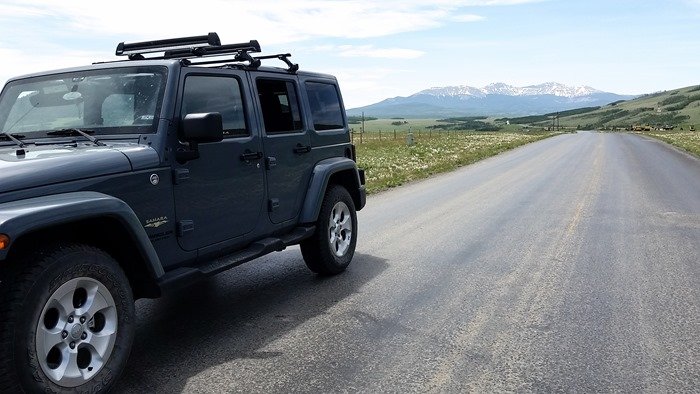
[361,111,365,135]
[551,115,555,131]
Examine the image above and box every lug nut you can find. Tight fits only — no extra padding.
[81,332,87,340]
[67,316,74,323]
[80,316,86,324]
[61,331,68,339]
[69,342,75,349]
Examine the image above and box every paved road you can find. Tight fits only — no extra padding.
[115,132,700,392]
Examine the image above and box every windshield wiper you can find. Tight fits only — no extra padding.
[0,131,26,147]
[46,128,105,146]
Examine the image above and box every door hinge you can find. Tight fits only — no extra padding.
[177,220,195,237]
[268,198,280,212]
[173,168,190,184]
[266,157,277,170]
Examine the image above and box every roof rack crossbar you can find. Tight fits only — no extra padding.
[256,53,299,72]
[163,40,261,59]
[185,52,261,68]
[115,33,221,56]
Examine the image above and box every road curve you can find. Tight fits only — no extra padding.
[115,132,700,392]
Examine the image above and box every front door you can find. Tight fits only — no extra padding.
[173,71,264,251]
[253,76,313,224]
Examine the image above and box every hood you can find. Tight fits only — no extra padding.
[0,142,159,193]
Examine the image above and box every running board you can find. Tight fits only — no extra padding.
[156,226,315,295]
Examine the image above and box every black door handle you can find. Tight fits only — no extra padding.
[240,150,263,161]
[293,144,311,154]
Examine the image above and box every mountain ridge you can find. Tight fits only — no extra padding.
[348,82,635,118]
[418,82,603,98]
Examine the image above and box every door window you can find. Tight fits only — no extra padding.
[256,79,303,134]
[181,75,248,137]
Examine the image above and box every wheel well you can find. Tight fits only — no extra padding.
[328,170,361,209]
[7,218,158,299]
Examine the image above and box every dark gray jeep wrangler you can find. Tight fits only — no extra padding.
[0,33,365,392]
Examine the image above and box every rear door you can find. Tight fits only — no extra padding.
[252,74,313,224]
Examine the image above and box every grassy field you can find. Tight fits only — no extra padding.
[350,117,538,134]
[349,118,450,133]
[639,130,700,157]
[354,128,559,194]
[511,85,700,130]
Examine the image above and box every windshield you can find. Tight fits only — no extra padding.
[0,66,167,137]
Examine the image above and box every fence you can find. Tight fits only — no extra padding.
[351,129,462,144]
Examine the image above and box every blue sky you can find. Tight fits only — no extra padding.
[0,0,699,108]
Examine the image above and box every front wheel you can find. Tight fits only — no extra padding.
[0,244,135,393]
[301,185,358,275]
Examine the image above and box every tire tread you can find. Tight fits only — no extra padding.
[300,185,357,275]
[0,244,134,393]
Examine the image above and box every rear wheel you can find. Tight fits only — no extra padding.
[0,244,135,393]
[301,185,357,275]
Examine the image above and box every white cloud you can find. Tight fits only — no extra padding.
[457,0,545,4]
[305,44,425,59]
[0,47,102,87]
[332,67,417,108]
[451,14,486,22]
[0,0,536,45]
[332,45,425,59]
[0,4,49,17]
[0,0,544,101]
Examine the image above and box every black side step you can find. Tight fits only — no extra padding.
[156,226,315,295]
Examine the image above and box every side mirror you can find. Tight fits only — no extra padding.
[180,112,223,143]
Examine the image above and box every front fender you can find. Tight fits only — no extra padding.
[0,191,164,278]
[299,157,365,223]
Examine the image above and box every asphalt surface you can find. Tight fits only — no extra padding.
[115,132,700,392]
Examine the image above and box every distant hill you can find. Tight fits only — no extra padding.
[347,82,635,118]
[504,85,700,129]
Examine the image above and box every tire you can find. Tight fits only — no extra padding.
[300,185,358,275]
[0,244,135,393]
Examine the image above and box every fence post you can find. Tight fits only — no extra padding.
[394,129,397,140]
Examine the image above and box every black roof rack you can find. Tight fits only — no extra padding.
[255,54,299,73]
[114,32,299,72]
[188,53,298,73]
[163,41,261,59]
[116,33,221,58]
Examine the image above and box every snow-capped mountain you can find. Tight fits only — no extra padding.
[348,82,633,118]
[418,82,603,98]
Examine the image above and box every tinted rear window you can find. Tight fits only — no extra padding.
[305,82,344,131]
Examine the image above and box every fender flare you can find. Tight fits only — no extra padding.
[0,191,164,278]
[299,157,365,223]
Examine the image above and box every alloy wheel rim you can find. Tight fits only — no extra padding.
[328,201,353,257]
[35,277,118,387]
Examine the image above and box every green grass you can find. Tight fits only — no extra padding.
[498,106,601,124]
[639,130,700,157]
[534,85,700,129]
[354,129,559,194]
[349,118,445,133]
